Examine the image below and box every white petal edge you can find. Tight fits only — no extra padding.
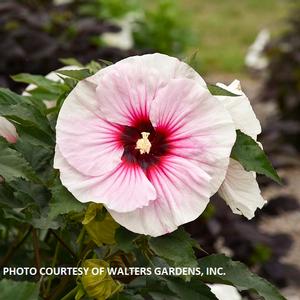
[89,53,207,88]
[216,80,261,139]
[208,284,242,300]
[218,158,266,219]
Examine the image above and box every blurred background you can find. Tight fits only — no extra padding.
[0,0,299,298]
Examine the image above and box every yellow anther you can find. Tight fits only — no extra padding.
[135,132,151,154]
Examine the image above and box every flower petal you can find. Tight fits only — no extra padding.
[89,53,206,87]
[150,78,236,196]
[209,284,242,300]
[218,158,266,219]
[0,117,18,143]
[95,61,159,126]
[216,80,261,139]
[91,53,206,126]
[117,53,207,87]
[56,79,124,176]
[54,147,156,212]
[109,156,211,237]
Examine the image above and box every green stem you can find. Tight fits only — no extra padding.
[45,240,60,297]
[49,229,77,259]
[32,228,41,276]
[0,225,32,267]
[77,226,86,255]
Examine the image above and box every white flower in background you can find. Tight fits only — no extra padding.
[101,13,140,50]
[216,80,266,219]
[245,29,270,71]
[209,284,242,300]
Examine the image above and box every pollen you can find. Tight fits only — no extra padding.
[135,132,151,154]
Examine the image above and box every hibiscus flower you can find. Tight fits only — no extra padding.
[54,53,237,236]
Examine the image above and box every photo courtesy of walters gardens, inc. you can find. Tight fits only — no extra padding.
[0,1,299,300]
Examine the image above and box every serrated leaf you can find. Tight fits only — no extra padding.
[149,228,197,268]
[0,279,40,300]
[57,68,91,81]
[48,179,85,220]
[0,183,22,209]
[198,254,286,300]
[0,138,39,182]
[231,130,281,184]
[15,140,53,172]
[0,103,54,139]
[207,84,239,96]
[165,277,218,300]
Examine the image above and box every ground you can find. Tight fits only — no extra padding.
[181,0,290,74]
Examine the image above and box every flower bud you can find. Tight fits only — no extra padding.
[81,259,122,300]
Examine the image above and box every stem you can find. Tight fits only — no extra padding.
[45,240,60,297]
[32,228,41,278]
[49,229,77,259]
[60,286,79,300]
[0,225,32,267]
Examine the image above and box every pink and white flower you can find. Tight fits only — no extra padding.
[0,116,18,144]
[216,80,266,219]
[0,117,18,183]
[54,53,236,236]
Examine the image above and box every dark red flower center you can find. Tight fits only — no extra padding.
[120,119,169,170]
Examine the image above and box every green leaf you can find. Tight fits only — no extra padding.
[165,277,218,300]
[184,50,201,71]
[207,84,239,96]
[231,130,281,184]
[198,254,286,300]
[27,87,61,101]
[15,140,53,171]
[0,279,40,300]
[0,88,22,105]
[149,228,198,268]
[0,138,39,182]
[0,103,54,139]
[115,227,139,253]
[11,73,65,94]
[59,57,84,67]
[48,179,85,220]
[0,183,22,209]
[86,60,105,74]
[57,68,91,81]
